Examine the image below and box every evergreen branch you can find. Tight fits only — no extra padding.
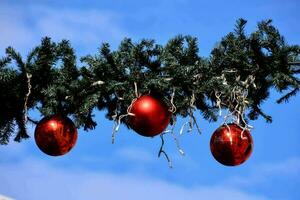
[0,19,299,144]
[277,88,299,103]
[26,47,39,66]
[234,18,247,37]
[290,62,300,73]
[292,69,300,73]
[14,114,30,142]
[248,106,272,123]
[0,57,11,68]
[0,120,15,145]
[6,47,25,72]
[288,61,300,66]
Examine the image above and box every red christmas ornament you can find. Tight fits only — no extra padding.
[34,114,78,156]
[210,123,253,166]
[128,95,171,137]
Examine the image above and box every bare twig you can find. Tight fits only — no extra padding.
[158,133,172,168]
[27,117,38,125]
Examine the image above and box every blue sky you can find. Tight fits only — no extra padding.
[0,0,300,199]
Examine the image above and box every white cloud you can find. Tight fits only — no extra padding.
[258,157,300,175]
[0,194,14,200]
[224,157,300,187]
[0,130,298,200]
[0,158,269,200]
[116,146,156,163]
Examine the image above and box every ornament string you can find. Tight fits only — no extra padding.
[91,80,105,86]
[111,109,119,144]
[188,111,202,134]
[215,91,223,116]
[169,117,185,156]
[23,72,32,124]
[65,80,105,100]
[158,88,185,167]
[168,87,177,113]
[166,89,185,155]
[179,121,189,135]
[215,75,256,139]
[180,92,201,135]
[111,83,138,144]
[134,82,141,98]
[188,93,201,134]
[111,98,136,143]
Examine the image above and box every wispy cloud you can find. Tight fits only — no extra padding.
[0,118,298,200]
[0,194,14,200]
[0,2,127,54]
[0,158,269,200]
[258,158,300,175]
[116,146,156,163]
[224,157,300,187]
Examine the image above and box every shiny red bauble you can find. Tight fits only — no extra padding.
[128,95,171,137]
[34,114,78,156]
[210,123,253,166]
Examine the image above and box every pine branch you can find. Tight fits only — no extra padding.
[6,47,25,72]
[14,114,30,142]
[277,88,299,103]
[26,47,39,66]
[0,19,299,144]
[0,57,11,68]
[234,18,247,38]
[0,120,15,145]
[289,61,300,66]
[248,105,272,123]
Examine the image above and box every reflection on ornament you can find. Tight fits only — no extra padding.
[129,95,171,137]
[34,115,78,156]
[210,123,253,166]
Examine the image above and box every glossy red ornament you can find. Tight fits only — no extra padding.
[128,95,171,137]
[34,115,78,156]
[210,123,253,166]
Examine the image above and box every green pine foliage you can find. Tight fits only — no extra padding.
[0,19,299,144]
